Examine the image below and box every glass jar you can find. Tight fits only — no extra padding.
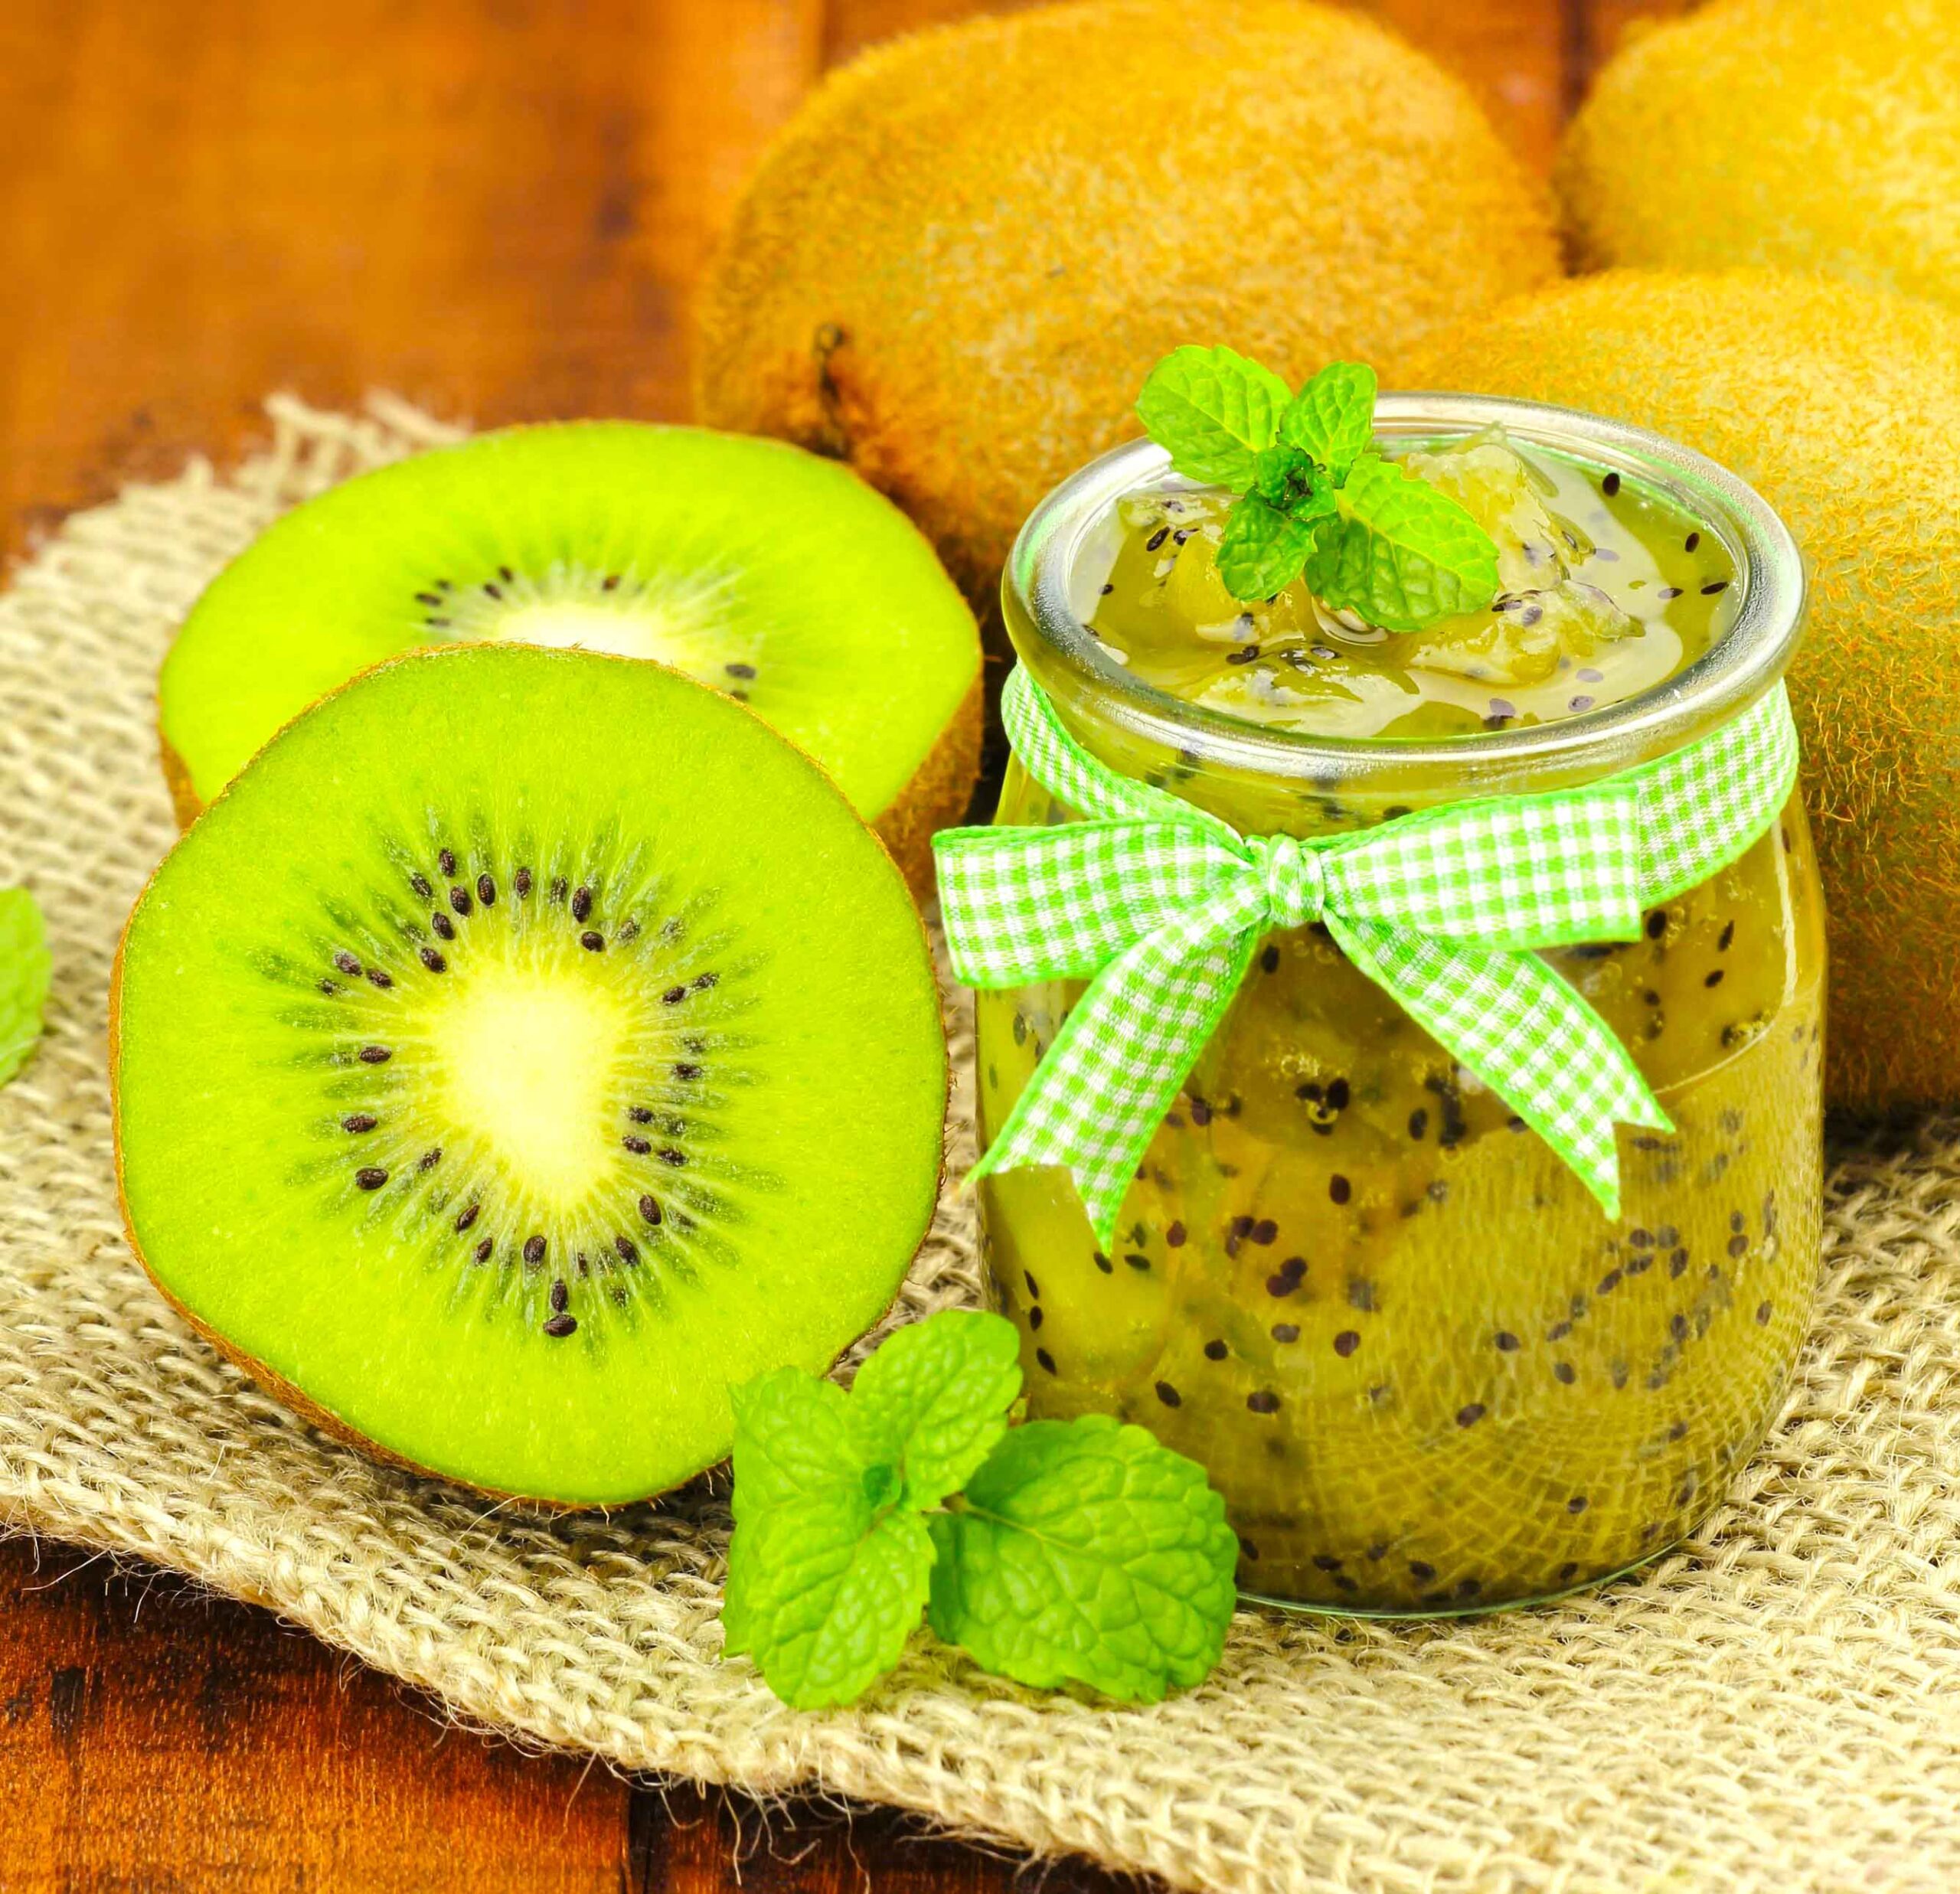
[973,395,1823,1615]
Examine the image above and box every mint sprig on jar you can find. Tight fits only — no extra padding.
[933,351,1824,1618]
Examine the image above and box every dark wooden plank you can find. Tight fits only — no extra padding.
[0,0,825,557]
[0,1537,632,1892]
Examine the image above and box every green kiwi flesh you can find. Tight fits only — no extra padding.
[158,423,983,888]
[114,644,947,1505]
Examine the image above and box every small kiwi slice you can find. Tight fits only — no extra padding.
[158,423,983,896]
[114,643,947,1505]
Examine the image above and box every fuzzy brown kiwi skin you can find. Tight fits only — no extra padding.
[157,672,980,908]
[116,645,952,1510]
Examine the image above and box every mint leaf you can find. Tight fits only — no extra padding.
[1279,361,1377,478]
[849,1309,1023,1510]
[1308,452,1501,632]
[729,1367,864,1518]
[1216,495,1324,602]
[926,1416,1239,1703]
[0,889,49,1086]
[724,1495,934,1709]
[1135,346,1294,488]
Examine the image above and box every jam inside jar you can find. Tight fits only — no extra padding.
[972,396,1824,1615]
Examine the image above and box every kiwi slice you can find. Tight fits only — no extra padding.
[113,644,947,1505]
[158,423,983,896]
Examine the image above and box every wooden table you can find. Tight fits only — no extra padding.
[0,2,1683,1885]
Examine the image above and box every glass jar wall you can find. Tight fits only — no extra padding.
[972,399,1823,1614]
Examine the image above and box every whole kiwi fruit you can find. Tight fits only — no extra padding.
[1416,268,1960,1112]
[1559,0,1960,309]
[694,0,1559,616]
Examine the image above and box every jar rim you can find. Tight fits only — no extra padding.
[1002,393,1807,791]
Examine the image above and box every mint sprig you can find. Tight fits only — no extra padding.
[1135,348,1501,629]
[721,1310,1239,1709]
[0,889,49,1086]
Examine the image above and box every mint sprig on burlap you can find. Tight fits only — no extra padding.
[721,1310,1239,1709]
[1135,347,1500,627]
[0,889,49,1086]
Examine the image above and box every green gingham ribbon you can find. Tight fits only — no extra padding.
[935,666,1799,1246]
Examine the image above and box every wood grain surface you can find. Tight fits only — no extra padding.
[0,1,1686,1886]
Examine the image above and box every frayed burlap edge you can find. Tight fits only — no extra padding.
[3,396,1959,1894]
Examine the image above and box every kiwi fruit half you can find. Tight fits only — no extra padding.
[158,423,983,897]
[694,0,1560,616]
[114,644,947,1504]
[1559,0,1960,311]
[1416,268,1960,1112]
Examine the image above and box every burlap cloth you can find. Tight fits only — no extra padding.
[4,395,1958,1893]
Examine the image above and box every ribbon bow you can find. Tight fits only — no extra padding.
[935,667,1798,1245]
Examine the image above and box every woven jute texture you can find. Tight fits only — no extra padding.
[4,397,1959,1894]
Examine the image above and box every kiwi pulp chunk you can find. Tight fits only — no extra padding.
[158,423,982,893]
[1089,427,1736,738]
[115,645,947,1505]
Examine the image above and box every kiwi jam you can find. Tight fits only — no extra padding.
[976,411,1824,1614]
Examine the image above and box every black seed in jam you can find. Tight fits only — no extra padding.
[523,1235,546,1265]
[638,1194,662,1226]
[628,1106,654,1124]
[549,1278,569,1314]
[1347,1279,1377,1313]
[1598,1268,1622,1295]
[1671,1314,1690,1342]
[1409,1559,1436,1582]
[614,1235,639,1264]
[623,1135,652,1154]
[1408,1108,1428,1140]
[1701,580,1730,595]
[1165,1221,1187,1248]
[472,1238,493,1264]
[1260,945,1279,974]
[550,877,567,903]
[514,867,533,897]
[1093,1250,1113,1275]
[1333,1331,1360,1357]
[1246,1390,1281,1415]
[1239,1537,1259,1562]
[1023,1269,1041,1299]
[420,947,446,973]
[1728,1233,1749,1259]
[449,886,472,916]
[662,985,687,1004]
[437,848,456,876]
[1250,1219,1278,1246]
[1145,526,1169,551]
[1326,1078,1350,1110]
[1271,1323,1299,1344]
[658,1148,685,1167]
[410,872,433,900]
[1455,1579,1481,1602]
[1028,1306,1044,1331]
[476,874,495,906]
[1329,1174,1352,1205]
[1658,586,1684,601]
[580,931,605,952]
[358,1045,390,1064]
[1645,910,1668,940]
[1190,1096,1214,1126]
[1494,1331,1520,1351]
[1718,919,1736,951]
[1155,1380,1181,1408]
[455,1202,479,1233]
[1204,1339,1228,1361]
[1705,968,1725,988]
[1123,1252,1151,1272]
[1456,1403,1485,1428]
[1756,1301,1773,1324]
[1670,1247,1690,1278]
[544,1313,577,1338]
[354,1166,387,1190]
[1567,1495,1589,1515]
[1601,472,1621,497]
[1036,1348,1057,1375]
[432,912,456,941]
[1684,531,1701,553]
[1557,1561,1580,1583]
[341,1113,377,1133]
[571,886,593,922]
[332,951,361,976]
[417,1147,441,1171]
[1554,1361,1576,1385]
[366,968,394,989]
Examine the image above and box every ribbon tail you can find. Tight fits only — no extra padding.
[1328,916,1673,1221]
[969,904,1261,1248]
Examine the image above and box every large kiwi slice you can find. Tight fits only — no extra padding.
[158,424,983,896]
[114,644,947,1504]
